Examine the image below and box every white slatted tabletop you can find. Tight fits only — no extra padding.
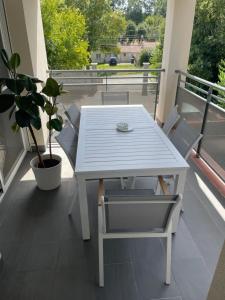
[75,105,189,240]
[75,105,188,177]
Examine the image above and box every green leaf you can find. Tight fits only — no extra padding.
[30,116,41,130]
[18,74,43,84]
[49,118,63,131]
[5,78,25,94]
[32,93,46,107]
[42,78,60,97]
[9,53,20,70]
[44,100,53,115]
[26,103,40,118]
[15,110,31,128]
[0,49,10,70]
[0,94,15,113]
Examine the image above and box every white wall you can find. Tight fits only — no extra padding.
[157,0,197,123]
[4,0,49,149]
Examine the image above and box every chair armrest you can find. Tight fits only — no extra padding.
[98,179,105,206]
[158,176,170,195]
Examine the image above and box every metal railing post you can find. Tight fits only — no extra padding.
[106,72,108,92]
[175,72,181,106]
[196,86,213,157]
[142,62,149,96]
[154,71,161,120]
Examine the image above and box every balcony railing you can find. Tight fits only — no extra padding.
[49,68,164,120]
[175,70,225,181]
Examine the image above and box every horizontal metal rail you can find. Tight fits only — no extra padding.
[62,82,158,87]
[54,75,158,80]
[176,70,225,182]
[176,70,225,94]
[49,68,164,73]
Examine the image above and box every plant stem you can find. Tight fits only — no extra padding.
[28,124,45,168]
[49,114,52,160]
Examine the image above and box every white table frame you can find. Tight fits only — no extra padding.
[75,105,189,240]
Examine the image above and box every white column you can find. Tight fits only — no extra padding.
[157,0,196,123]
[4,0,49,149]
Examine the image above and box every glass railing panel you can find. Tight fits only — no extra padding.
[52,69,161,119]
[200,103,225,181]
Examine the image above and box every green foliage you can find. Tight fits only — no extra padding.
[144,15,164,40]
[152,0,167,17]
[99,10,127,53]
[41,0,89,69]
[65,0,126,52]
[137,23,147,39]
[126,20,137,42]
[150,44,162,69]
[138,48,151,66]
[189,0,225,82]
[217,60,225,108]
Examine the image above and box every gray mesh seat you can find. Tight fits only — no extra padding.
[55,124,78,169]
[55,124,79,215]
[101,91,129,105]
[162,105,180,136]
[64,104,80,129]
[98,180,180,287]
[169,119,203,160]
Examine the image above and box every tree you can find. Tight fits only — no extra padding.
[138,48,151,66]
[189,0,225,82]
[65,0,112,51]
[137,23,147,40]
[144,15,164,41]
[126,20,137,43]
[41,0,89,69]
[100,11,127,53]
[217,60,225,108]
[152,0,167,17]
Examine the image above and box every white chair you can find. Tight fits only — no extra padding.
[98,179,180,287]
[55,124,79,214]
[64,104,80,129]
[162,105,180,136]
[101,91,129,105]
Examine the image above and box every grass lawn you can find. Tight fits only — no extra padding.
[97,63,145,76]
[97,63,139,70]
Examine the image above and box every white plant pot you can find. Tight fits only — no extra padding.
[30,154,62,190]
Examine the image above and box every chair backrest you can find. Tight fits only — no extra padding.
[101,91,129,105]
[55,124,78,169]
[64,104,80,129]
[170,119,203,160]
[104,194,180,233]
[162,105,180,135]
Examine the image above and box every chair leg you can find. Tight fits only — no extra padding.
[120,178,126,189]
[68,198,75,216]
[99,235,104,287]
[165,235,172,285]
[126,177,136,189]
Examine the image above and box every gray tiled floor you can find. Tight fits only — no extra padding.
[0,152,224,300]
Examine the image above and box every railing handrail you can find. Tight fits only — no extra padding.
[176,70,225,93]
[48,68,165,74]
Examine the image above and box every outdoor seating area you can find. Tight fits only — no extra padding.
[0,142,224,300]
[0,1,225,299]
[1,100,225,299]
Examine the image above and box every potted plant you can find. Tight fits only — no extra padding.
[30,77,65,190]
[0,49,64,190]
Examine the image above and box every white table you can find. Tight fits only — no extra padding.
[75,105,189,240]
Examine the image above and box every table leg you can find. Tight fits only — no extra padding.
[172,169,187,232]
[77,177,90,240]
